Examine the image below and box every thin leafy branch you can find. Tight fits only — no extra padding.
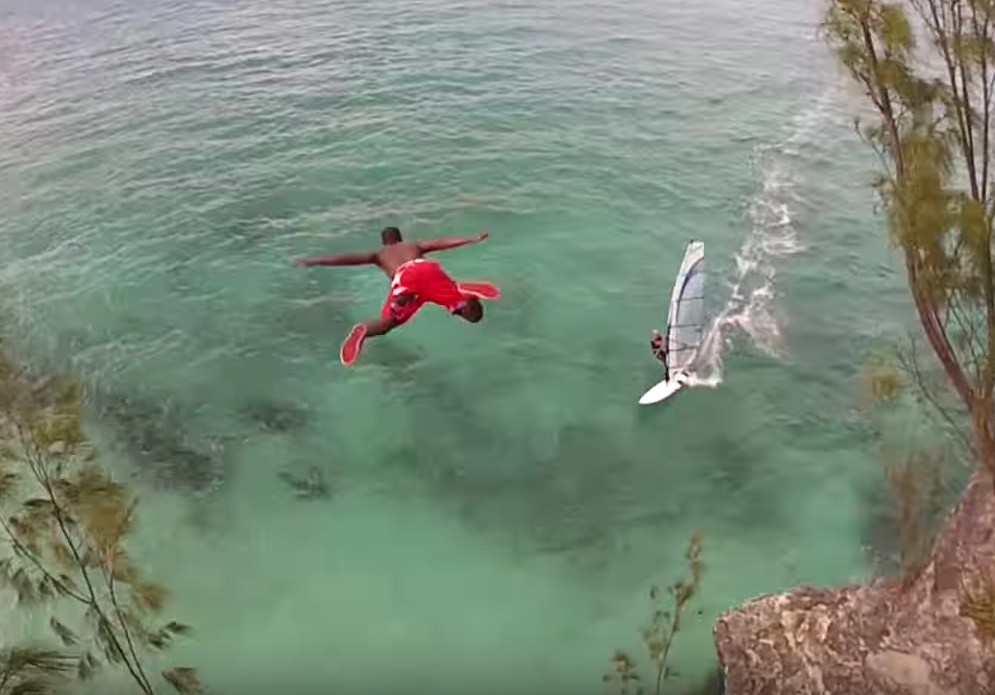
[603,650,642,695]
[604,533,705,695]
[0,646,76,695]
[0,345,203,694]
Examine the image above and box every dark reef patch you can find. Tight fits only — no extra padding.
[241,397,311,434]
[90,386,229,494]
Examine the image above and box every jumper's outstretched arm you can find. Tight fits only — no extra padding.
[417,230,489,253]
[295,250,378,267]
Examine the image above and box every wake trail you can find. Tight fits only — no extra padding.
[689,87,839,389]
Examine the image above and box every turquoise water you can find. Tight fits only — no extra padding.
[0,0,925,692]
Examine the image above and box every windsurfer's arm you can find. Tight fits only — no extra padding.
[295,250,378,267]
[417,230,489,253]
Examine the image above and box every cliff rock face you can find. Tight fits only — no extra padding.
[714,471,995,695]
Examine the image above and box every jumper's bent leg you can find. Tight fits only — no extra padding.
[340,316,399,365]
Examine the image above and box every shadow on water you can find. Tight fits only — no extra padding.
[859,478,901,577]
[694,429,769,513]
[376,379,685,572]
[857,452,970,579]
[488,424,656,556]
[630,359,790,535]
[270,276,359,343]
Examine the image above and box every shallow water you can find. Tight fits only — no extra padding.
[0,0,924,692]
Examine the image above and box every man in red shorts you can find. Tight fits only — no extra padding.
[295,226,500,365]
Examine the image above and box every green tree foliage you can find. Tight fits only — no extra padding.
[0,647,76,695]
[0,347,201,694]
[822,0,995,480]
[603,533,705,695]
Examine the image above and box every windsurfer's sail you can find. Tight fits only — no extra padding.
[664,240,706,379]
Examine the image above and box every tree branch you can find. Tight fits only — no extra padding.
[17,426,154,695]
[0,513,88,604]
[106,565,154,694]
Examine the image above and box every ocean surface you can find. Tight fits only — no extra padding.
[0,0,930,693]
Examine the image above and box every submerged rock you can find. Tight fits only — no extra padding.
[277,466,330,500]
[714,470,995,695]
[242,398,310,434]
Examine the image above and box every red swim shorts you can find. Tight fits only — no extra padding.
[381,259,467,325]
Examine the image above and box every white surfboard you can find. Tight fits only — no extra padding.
[638,371,689,405]
[639,240,706,406]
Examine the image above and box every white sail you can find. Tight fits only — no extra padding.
[664,240,705,379]
[638,240,708,405]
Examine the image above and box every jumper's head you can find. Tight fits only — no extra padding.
[381,226,402,245]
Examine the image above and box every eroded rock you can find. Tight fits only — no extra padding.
[715,471,995,695]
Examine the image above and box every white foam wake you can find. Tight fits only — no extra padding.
[689,87,839,389]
